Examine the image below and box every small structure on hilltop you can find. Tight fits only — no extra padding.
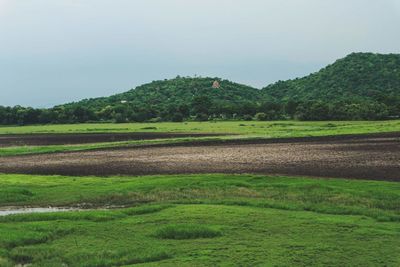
[212,80,221,89]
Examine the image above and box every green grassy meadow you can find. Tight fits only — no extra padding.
[1,120,400,156]
[0,174,399,266]
[1,122,399,266]
[1,120,400,136]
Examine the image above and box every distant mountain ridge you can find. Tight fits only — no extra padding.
[1,52,400,124]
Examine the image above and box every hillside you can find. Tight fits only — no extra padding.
[262,53,400,120]
[1,53,400,125]
[59,77,261,122]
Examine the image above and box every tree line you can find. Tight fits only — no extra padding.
[0,98,395,125]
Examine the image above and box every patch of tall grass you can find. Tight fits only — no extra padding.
[155,224,222,239]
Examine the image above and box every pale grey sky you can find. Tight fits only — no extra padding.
[1,0,400,107]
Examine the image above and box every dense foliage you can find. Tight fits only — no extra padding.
[1,53,400,125]
[262,53,400,120]
[0,77,264,125]
[64,77,262,122]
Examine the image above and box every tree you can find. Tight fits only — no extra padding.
[285,100,299,118]
[194,113,209,121]
[72,106,93,123]
[191,95,212,116]
[171,112,184,122]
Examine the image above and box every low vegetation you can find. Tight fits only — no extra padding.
[1,174,399,221]
[2,120,400,135]
[0,173,399,266]
[155,224,221,240]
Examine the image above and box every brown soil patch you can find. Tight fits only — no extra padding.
[0,132,223,147]
[0,133,399,181]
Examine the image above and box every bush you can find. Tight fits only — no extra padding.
[114,113,127,123]
[148,117,162,123]
[194,113,209,121]
[242,114,253,121]
[254,112,267,121]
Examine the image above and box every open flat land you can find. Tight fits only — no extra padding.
[0,173,399,266]
[0,121,399,266]
[0,132,399,181]
[0,132,222,147]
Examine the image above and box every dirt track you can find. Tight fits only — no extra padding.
[0,132,222,147]
[0,133,399,181]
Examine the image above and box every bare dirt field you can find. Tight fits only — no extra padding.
[0,132,222,147]
[0,133,399,181]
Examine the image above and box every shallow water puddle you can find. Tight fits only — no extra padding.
[0,207,82,216]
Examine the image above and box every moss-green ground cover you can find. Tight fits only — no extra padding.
[1,120,400,136]
[0,174,399,266]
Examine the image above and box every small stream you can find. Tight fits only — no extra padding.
[0,207,82,216]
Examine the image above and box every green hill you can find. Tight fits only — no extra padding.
[262,53,400,120]
[1,53,400,125]
[60,77,261,122]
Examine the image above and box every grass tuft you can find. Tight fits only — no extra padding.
[155,224,222,240]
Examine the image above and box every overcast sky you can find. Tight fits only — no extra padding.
[1,0,400,107]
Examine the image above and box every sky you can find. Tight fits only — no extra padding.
[1,0,400,107]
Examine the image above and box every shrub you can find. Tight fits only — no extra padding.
[194,113,209,121]
[254,112,267,121]
[147,117,162,123]
[242,114,253,121]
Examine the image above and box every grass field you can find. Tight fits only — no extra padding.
[1,122,399,266]
[0,173,399,266]
[1,120,400,136]
[1,120,400,157]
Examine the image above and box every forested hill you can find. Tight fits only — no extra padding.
[262,53,400,120]
[1,53,400,125]
[57,77,262,122]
